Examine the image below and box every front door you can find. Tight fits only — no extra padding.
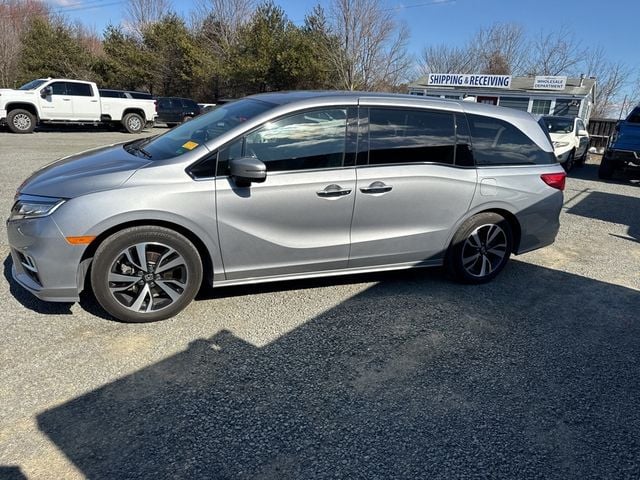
[38,81,73,120]
[349,106,477,268]
[216,107,356,280]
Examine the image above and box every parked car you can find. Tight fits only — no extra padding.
[8,92,565,323]
[599,105,640,179]
[538,115,590,171]
[155,97,201,127]
[0,78,157,133]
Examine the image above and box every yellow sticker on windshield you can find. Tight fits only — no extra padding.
[182,141,199,150]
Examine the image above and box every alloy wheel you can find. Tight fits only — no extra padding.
[460,223,508,278]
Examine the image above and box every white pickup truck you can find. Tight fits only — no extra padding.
[0,78,157,134]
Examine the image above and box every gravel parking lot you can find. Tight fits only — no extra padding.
[1,128,639,479]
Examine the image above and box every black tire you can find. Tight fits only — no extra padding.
[562,150,575,172]
[598,152,616,179]
[91,226,203,323]
[7,109,36,133]
[122,112,145,134]
[446,212,513,284]
[576,149,588,167]
[166,123,177,128]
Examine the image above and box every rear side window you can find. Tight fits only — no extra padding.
[467,114,554,165]
[157,98,171,109]
[369,108,455,165]
[67,82,93,96]
[181,99,198,109]
[129,91,152,99]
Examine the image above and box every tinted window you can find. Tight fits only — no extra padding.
[50,82,66,95]
[100,90,122,98]
[181,99,198,109]
[455,114,474,167]
[129,91,152,99]
[157,98,171,109]
[627,108,640,123]
[244,108,347,172]
[67,82,93,96]
[467,114,553,165]
[369,108,455,166]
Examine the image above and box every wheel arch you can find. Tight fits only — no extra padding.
[122,108,146,121]
[79,219,214,292]
[6,102,39,120]
[446,206,522,256]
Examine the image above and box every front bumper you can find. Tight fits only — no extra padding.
[7,216,84,302]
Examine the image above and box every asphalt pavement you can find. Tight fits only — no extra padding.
[0,127,639,479]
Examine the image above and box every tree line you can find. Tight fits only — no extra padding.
[0,0,637,116]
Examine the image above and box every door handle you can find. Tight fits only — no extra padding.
[90,100,98,102]
[360,181,393,194]
[316,184,352,198]
[62,98,71,101]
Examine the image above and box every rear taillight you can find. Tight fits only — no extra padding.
[541,172,566,191]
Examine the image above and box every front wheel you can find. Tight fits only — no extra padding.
[122,113,144,134]
[562,150,575,172]
[7,109,36,133]
[447,212,513,284]
[91,226,203,322]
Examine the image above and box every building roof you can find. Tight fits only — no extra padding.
[410,76,596,97]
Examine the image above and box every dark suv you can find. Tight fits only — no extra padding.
[155,97,201,127]
[599,105,640,179]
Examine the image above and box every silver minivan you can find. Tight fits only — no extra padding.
[8,92,566,322]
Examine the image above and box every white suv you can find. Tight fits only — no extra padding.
[539,115,590,171]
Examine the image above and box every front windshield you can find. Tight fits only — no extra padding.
[542,117,574,134]
[18,79,47,90]
[130,98,274,161]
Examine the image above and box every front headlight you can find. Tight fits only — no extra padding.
[9,195,65,221]
[553,141,570,148]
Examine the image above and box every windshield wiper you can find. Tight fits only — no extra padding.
[126,144,153,159]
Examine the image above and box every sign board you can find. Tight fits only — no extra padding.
[533,76,567,90]
[427,73,512,89]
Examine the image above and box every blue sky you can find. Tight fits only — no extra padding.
[49,0,639,78]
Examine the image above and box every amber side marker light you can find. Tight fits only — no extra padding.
[66,236,96,245]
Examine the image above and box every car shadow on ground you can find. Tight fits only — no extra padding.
[36,260,640,479]
[570,159,640,186]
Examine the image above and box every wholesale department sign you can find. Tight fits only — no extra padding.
[427,73,512,89]
[533,76,567,90]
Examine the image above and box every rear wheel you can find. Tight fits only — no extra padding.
[7,109,36,133]
[447,212,513,284]
[598,152,616,179]
[91,226,202,323]
[122,113,144,134]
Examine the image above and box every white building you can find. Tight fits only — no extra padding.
[408,74,597,123]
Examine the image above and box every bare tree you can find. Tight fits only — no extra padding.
[124,0,172,38]
[325,0,411,91]
[191,0,254,54]
[418,22,527,77]
[584,46,632,118]
[419,44,477,76]
[470,22,527,75]
[0,0,48,87]
[526,30,586,76]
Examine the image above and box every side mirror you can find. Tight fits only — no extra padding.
[577,129,588,137]
[230,156,267,186]
[40,86,52,98]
